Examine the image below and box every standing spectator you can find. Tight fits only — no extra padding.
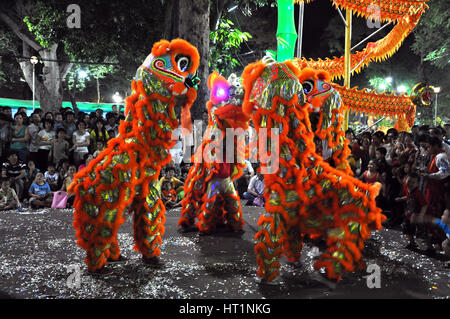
[419,134,450,253]
[105,112,119,138]
[429,127,450,160]
[243,170,265,205]
[383,128,399,165]
[52,128,69,166]
[412,208,450,268]
[2,151,26,201]
[26,112,42,166]
[360,159,379,184]
[90,119,109,152]
[0,178,21,211]
[395,172,428,249]
[111,104,119,118]
[0,113,12,164]
[88,113,97,130]
[71,120,90,166]
[64,112,77,142]
[36,119,55,172]
[53,112,65,132]
[369,131,384,160]
[236,159,255,197]
[10,112,29,163]
[44,164,60,191]
[28,172,53,209]
[374,147,388,175]
[399,132,418,166]
[95,108,104,121]
[2,107,13,122]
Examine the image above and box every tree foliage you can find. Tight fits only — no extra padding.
[210,18,252,77]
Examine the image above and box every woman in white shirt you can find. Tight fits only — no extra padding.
[71,120,91,166]
[37,119,56,172]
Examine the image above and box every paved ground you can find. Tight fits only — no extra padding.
[0,205,448,299]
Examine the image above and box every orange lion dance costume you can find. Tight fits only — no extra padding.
[69,39,200,272]
[179,72,249,234]
[241,58,385,283]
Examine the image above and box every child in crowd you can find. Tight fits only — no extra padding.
[0,178,21,211]
[52,128,70,167]
[395,172,428,249]
[60,164,77,207]
[78,153,93,171]
[161,180,181,208]
[28,172,53,209]
[44,164,60,191]
[360,159,379,184]
[375,147,388,175]
[160,166,184,200]
[93,140,105,158]
[57,159,70,183]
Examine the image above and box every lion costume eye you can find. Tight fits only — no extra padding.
[175,54,191,72]
[302,80,314,94]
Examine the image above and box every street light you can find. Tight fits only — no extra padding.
[112,92,122,103]
[385,76,393,84]
[78,70,88,79]
[433,87,441,126]
[397,85,407,93]
[30,56,38,111]
[378,83,387,91]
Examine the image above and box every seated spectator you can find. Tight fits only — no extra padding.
[28,172,53,209]
[93,140,105,158]
[57,159,70,183]
[24,160,40,194]
[60,164,76,207]
[161,180,181,208]
[105,112,119,138]
[360,159,379,184]
[44,164,60,192]
[0,178,21,211]
[160,166,184,200]
[2,151,26,201]
[243,170,265,206]
[78,153,93,171]
[52,128,70,166]
[236,159,255,197]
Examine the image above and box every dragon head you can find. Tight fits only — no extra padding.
[136,38,200,132]
[207,71,249,130]
[297,68,343,133]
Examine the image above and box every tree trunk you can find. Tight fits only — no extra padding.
[96,78,101,102]
[176,0,210,120]
[1,12,72,115]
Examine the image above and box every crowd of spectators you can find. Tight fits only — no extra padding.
[346,124,450,260]
[0,105,124,209]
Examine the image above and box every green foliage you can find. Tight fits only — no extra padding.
[412,0,450,69]
[210,18,252,77]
